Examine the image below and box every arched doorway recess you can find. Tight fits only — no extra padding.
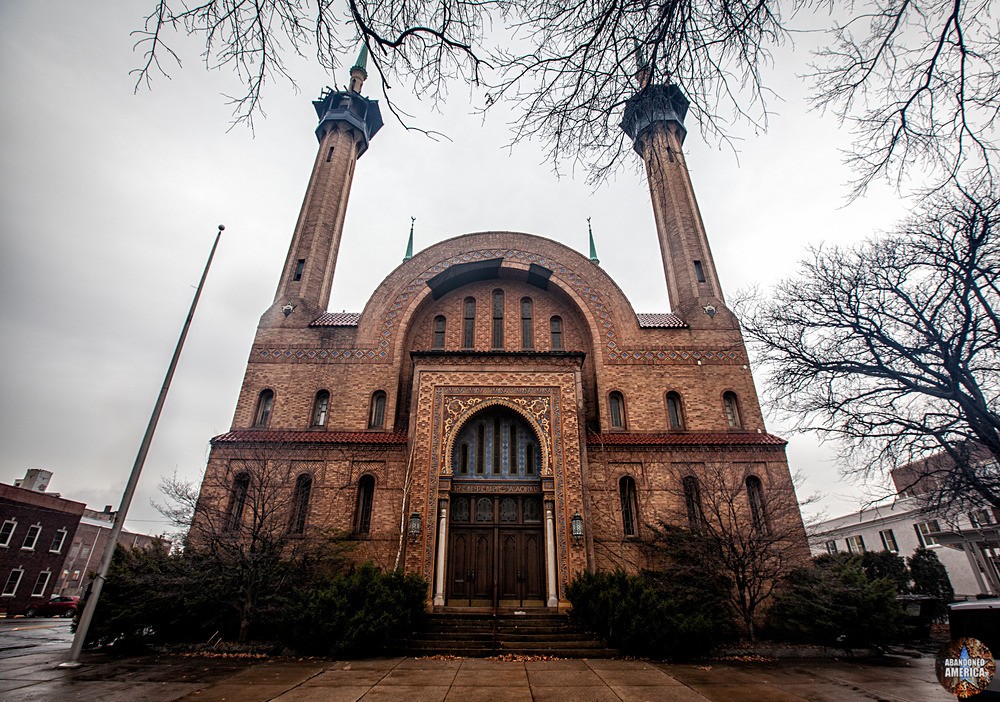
[446,406,545,607]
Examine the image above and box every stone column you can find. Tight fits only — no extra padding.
[545,501,558,608]
[433,501,449,606]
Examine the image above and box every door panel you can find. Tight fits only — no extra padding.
[446,495,546,607]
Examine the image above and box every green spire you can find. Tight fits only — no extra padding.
[352,43,369,76]
[588,217,600,265]
[403,217,415,262]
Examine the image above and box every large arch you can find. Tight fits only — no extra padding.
[352,232,644,362]
[442,398,551,478]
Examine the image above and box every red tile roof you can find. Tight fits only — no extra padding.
[587,431,787,447]
[311,312,361,327]
[212,430,408,445]
[636,313,687,328]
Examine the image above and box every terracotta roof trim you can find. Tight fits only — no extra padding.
[636,312,687,328]
[212,430,408,445]
[311,312,361,327]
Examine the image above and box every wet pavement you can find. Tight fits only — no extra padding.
[0,640,957,702]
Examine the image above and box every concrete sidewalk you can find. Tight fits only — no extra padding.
[0,648,953,701]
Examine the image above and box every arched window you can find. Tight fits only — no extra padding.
[368,391,387,429]
[459,443,469,475]
[354,475,375,535]
[492,289,505,348]
[666,392,684,429]
[746,475,769,533]
[463,297,476,348]
[226,472,250,531]
[289,474,312,534]
[521,298,534,349]
[550,316,563,350]
[253,389,274,427]
[723,392,742,428]
[433,315,446,349]
[609,392,626,429]
[311,390,330,427]
[682,476,702,529]
[619,476,638,537]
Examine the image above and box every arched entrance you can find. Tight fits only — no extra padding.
[446,406,546,607]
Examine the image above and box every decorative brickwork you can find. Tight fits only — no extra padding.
[193,79,810,612]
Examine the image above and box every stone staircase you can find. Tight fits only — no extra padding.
[396,610,617,658]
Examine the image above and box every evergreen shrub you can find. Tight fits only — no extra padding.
[768,553,905,648]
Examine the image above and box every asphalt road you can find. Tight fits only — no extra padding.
[0,618,74,661]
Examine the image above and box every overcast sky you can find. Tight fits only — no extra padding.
[0,2,916,534]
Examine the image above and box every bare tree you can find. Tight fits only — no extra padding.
[132,0,998,189]
[810,0,1000,196]
[652,462,810,640]
[740,186,1000,509]
[159,442,347,642]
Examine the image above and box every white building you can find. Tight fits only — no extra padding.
[809,498,1000,598]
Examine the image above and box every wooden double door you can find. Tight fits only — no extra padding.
[447,494,545,607]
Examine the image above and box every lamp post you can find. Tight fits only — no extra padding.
[61,225,225,667]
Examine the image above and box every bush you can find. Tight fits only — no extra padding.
[88,548,425,656]
[908,547,954,618]
[567,530,734,658]
[85,545,230,649]
[278,563,427,656]
[860,551,910,593]
[768,554,905,648]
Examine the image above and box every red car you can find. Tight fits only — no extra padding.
[24,595,79,618]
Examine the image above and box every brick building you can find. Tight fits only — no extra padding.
[54,506,167,598]
[0,474,85,616]
[195,52,809,608]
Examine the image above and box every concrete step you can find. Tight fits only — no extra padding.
[397,611,617,658]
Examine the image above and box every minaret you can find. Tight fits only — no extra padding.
[621,72,731,328]
[266,45,383,324]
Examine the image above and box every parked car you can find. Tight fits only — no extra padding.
[24,596,79,618]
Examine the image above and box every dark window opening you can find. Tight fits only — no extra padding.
[368,391,386,429]
[492,289,504,349]
[226,472,250,531]
[311,390,330,427]
[526,444,535,475]
[620,476,638,537]
[521,298,534,349]
[724,392,742,428]
[609,392,625,429]
[326,146,334,162]
[509,424,518,473]
[746,475,769,533]
[476,424,485,474]
[683,476,702,529]
[492,417,502,474]
[694,260,706,283]
[289,474,312,534]
[667,392,684,429]
[463,297,476,348]
[254,390,274,427]
[550,316,563,350]
[459,443,469,475]
[354,475,375,534]
[433,315,446,349]
[293,259,305,281]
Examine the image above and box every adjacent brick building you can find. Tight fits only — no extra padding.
[53,506,167,598]
[0,475,85,616]
[195,52,809,609]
